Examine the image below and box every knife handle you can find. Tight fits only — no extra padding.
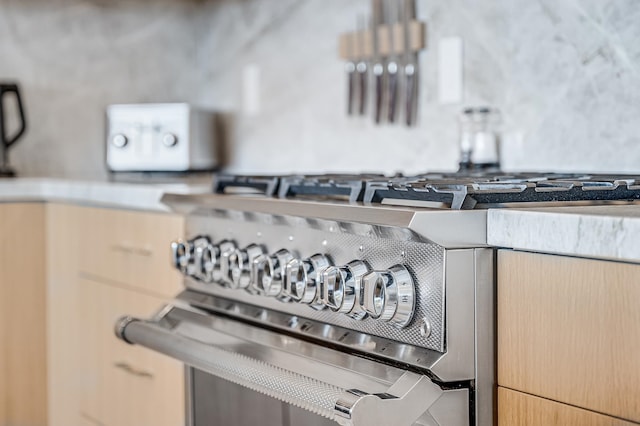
[405,63,418,126]
[356,61,368,115]
[346,62,356,115]
[373,63,384,124]
[387,62,399,123]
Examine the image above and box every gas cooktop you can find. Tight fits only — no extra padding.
[212,173,640,210]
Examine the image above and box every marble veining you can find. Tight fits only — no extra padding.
[0,0,639,178]
[488,205,640,263]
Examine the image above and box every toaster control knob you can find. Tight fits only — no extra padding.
[170,239,193,275]
[322,260,368,319]
[285,254,331,305]
[192,236,216,283]
[215,241,237,286]
[162,133,179,147]
[227,244,264,290]
[252,249,294,298]
[111,133,128,148]
[362,265,415,328]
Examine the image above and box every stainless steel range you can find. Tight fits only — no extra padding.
[116,173,640,426]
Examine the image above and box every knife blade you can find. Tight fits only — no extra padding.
[372,0,384,124]
[403,0,419,126]
[386,0,399,123]
[356,15,368,116]
[346,30,357,115]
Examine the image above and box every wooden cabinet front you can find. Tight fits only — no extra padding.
[0,203,47,426]
[499,387,638,426]
[77,277,184,426]
[47,203,185,426]
[75,205,184,299]
[498,250,640,423]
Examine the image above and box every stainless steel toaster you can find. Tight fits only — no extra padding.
[106,103,218,172]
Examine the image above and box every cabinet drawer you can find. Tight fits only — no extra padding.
[498,387,638,426]
[76,206,184,298]
[77,278,184,426]
[498,250,640,422]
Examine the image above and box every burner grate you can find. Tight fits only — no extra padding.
[212,173,640,209]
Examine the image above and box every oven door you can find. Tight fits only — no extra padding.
[115,290,470,426]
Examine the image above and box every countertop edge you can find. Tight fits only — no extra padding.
[488,208,640,264]
[0,178,210,213]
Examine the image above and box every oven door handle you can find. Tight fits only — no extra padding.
[115,305,461,426]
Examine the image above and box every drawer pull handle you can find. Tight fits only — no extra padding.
[111,244,153,257]
[113,361,154,379]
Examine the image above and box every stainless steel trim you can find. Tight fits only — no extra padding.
[430,249,476,381]
[185,366,195,426]
[474,248,495,426]
[426,247,496,425]
[161,193,487,248]
[177,290,444,371]
[334,374,467,426]
[116,301,468,426]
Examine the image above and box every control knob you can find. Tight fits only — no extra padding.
[362,265,415,328]
[226,244,264,290]
[162,133,179,147]
[170,239,193,276]
[111,133,128,148]
[322,260,368,319]
[192,236,216,283]
[285,254,331,306]
[252,249,294,298]
[215,240,237,286]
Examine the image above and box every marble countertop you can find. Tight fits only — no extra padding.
[0,178,211,212]
[488,204,640,263]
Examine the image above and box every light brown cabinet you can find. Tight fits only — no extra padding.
[498,387,638,426]
[498,250,640,425]
[77,277,184,426]
[47,203,185,426]
[76,206,184,298]
[0,203,47,426]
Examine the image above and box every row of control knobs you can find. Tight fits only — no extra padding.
[171,236,416,328]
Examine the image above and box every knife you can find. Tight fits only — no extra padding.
[346,27,357,115]
[403,0,419,126]
[356,15,368,116]
[386,0,399,123]
[371,0,384,124]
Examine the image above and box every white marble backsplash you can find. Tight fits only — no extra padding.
[1,0,639,178]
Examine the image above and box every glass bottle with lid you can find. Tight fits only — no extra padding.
[458,107,501,172]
